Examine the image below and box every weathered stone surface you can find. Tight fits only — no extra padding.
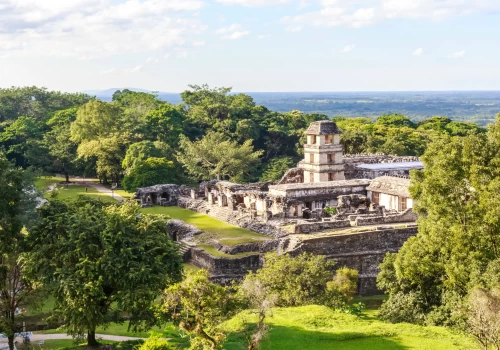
[214,239,281,255]
[167,219,202,242]
[277,167,304,185]
[288,226,418,295]
[190,248,262,277]
[354,209,417,226]
[294,220,351,234]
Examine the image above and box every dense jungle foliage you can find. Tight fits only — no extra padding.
[0,85,486,187]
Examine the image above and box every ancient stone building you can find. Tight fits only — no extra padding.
[299,120,345,183]
[140,119,424,295]
[366,175,413,211]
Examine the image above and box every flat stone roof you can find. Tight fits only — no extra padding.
[269,179,371,192]
[366,176,411,197]
[355,161,423,170]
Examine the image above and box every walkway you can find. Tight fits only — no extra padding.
[0,333,144,344]
[86,182,125,202]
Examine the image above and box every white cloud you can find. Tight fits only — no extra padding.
[221,31,249,40]
[412,48,423,56]
[299,0,311,9]
[340,44,355,53]
[177,51,188,58]
[146,57,159,63]
[0,0,206,59]
[192,40,205,47]
[285,25,303,32]
[127,64,143,73]
[257,34,271,39]
[283,0,500,29]
[216,24,249,40]
[216,24,241,34]
[216,0,289,7]
[100,67,117,75]
[449,50,465,59]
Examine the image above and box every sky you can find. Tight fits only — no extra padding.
[0,0,500,93]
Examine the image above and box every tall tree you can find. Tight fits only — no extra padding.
[177,131,262,181]
[378,115,500,325]
[27,198,183,347]
[0,152,40,350]
[71,101,130,183]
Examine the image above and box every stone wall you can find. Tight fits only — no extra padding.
[289,226,418,295]
[294,219,351,234]
[167,219,202,242]
[190,248,262,284]
[354,209,417,226]
[178,196,288,238]
[213,239,281,255]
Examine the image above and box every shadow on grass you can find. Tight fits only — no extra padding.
[225,325,409,350]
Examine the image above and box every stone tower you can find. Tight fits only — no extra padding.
[300,120,345,183]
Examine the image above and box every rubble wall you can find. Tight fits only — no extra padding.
[289,227,418,295]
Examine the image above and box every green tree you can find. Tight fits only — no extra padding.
[71,100,129,183]
[260,157,296,182]
[43,108,80,182]
[122,141,172,174]
[177,131,262,181]
[162,269,238,350]
[27,198,183,347]
[142,104,184,148]
[0,153,41,350]
[242,253,335,307]
[378,115,500,325]
[375,114,416,128]
[122,157,179,192]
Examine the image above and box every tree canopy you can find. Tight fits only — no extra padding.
[27,198,183,347]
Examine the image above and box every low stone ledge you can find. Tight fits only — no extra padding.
[212,239,282,255]
[294,219,351,234]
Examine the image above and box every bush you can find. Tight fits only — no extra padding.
[242,253,335,307]
[378,291,427,324]
[326,266,358,303]
[138,333,174,350]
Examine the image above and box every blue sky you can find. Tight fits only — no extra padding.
[0,0,499,92]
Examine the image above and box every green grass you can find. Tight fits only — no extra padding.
[51,185,118,203]
[140,206,269,246]
[222,305,479,350]
[112,189,134,199]
[39,322,161,338]
[34,176,67,191]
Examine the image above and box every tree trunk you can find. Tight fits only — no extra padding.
[87,329,99,348]
[65,171,70,183]
[8,335,14,350]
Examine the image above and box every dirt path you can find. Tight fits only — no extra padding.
[86,182,125,202]
[0,333,144,344]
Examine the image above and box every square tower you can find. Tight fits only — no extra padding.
[300,120,345,183]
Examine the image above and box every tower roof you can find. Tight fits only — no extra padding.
[305,120,341,135]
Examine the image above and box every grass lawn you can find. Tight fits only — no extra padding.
[51,185,118,203]
[222,305,479,350]
[34,176,67,191]
[141,206,269,246]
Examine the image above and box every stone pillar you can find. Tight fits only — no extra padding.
[208,192,215,205]
[190,189,198,200]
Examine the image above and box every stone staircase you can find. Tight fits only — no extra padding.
[177,241,192,262]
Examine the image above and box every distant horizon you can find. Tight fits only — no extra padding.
[80,88,500,94]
